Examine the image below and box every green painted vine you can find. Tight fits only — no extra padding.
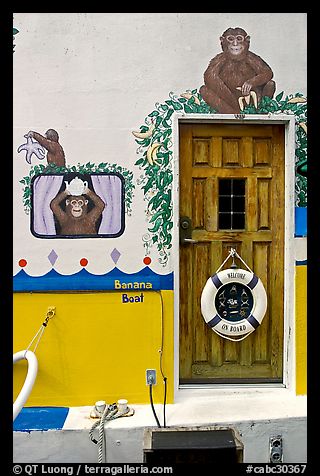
[133,90,307,265]
[13,26,19,53]
[20,162,135,215]
[242,91,307,207]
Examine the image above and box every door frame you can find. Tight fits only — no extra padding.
[172,113,296,399]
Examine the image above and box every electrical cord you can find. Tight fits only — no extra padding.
[148,382,161,428]
[158,291,167,428]
[162,376,167,428]
[147,291,168,428]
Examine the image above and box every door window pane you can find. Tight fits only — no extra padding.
[218,179,246,230]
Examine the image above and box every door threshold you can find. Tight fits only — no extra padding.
[179,383,285,389]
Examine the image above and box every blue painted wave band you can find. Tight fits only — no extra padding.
[13,267,174,292]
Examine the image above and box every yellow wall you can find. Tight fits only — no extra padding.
[295,265,307,395]
[13,265,307,406]
[13,291,174,406]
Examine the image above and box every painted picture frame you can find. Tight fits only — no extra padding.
[30,172,125,238]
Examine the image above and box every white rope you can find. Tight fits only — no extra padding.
[234,250,254,274]
[215,248,253,274]
[90,404,134,463]
[213,328,255,342]
[25,326,46,356]
[24,307,55,357]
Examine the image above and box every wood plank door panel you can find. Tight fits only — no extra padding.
[179,123,284,383]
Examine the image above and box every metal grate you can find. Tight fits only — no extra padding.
[218,179,245,230]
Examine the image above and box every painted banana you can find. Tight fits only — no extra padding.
[132,123,155,139]
[146,142,162,165]
[237,88,258,110]
[288,96,307,104]
[250,90,258,108]
[181,92,201,105]
[299,122,307,134]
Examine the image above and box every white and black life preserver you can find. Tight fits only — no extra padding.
[201,268,267,340]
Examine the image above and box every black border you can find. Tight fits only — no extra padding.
[30,172,126,239]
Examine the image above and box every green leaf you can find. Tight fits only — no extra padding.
[172,101,183,110]
[184,105,193,113]
[162,119,171,129]
[148,217,162,232]
[165,109,174,120]
[276,92,284,102]
[136,138,151,146]
[148,110,159,117]
[150,209,165,222]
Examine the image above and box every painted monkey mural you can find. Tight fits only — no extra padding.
[18,129,66,167]
[200,27,276,113]
[50,180,105,235]
[18,126,128,238]
[27,129,66,167]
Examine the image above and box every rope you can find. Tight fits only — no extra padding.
[215,248,253,274]
[24,307,55,357]
[213,328,254,342]
[89,402,134,463]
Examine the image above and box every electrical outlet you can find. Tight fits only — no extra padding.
[269,436,283,463]
[146,369,156,385]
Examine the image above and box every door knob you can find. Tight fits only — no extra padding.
[180,216,198,245]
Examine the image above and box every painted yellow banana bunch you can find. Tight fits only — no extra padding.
[288,96,307,104]
[180,91,201,105]
[132,123,155,139]
[236,87,258,110]
[299,122,307,134]
[146,142,162,166]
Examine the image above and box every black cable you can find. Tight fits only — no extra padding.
[162,377,167,428]
[149,383,161,428]
[157,291,168,428]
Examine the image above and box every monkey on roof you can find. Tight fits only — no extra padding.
[199,27,276,114]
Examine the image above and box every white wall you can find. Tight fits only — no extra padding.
[13,418,307,463]
[13,13,307,278]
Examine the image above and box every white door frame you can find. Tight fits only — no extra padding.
[172,113,296,400]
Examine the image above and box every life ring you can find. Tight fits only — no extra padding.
[13,350,38,421]
[201,268,267,339]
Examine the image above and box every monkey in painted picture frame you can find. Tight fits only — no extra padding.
[50,186,105,236]
[199,27,276,114]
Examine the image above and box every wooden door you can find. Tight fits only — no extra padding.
[179,123,285,383]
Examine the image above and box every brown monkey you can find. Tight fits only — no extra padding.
[199,27,276,113]
[27,129,66,167]
[50,187,105,235]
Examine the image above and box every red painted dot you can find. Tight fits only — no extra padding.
[80,258,88,267]
[143,257,151,265]
[19,259,27,267]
